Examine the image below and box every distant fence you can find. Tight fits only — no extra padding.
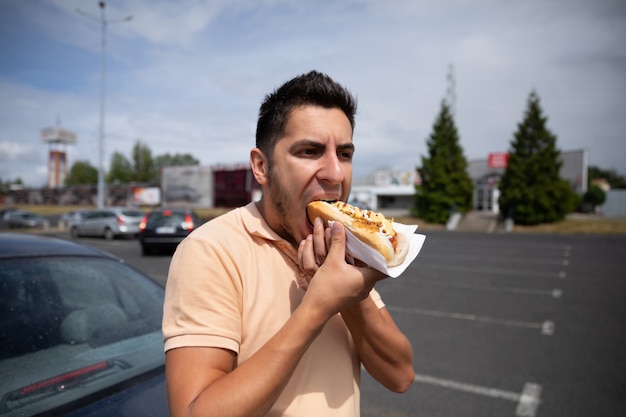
[1,183,151,207]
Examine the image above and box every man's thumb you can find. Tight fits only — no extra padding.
[328,221,346,258]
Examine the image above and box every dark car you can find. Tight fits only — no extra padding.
[0,233,168,417]
[2,210,46,229]
[138,208,202,255]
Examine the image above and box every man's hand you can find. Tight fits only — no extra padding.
[298,217,415,394]
[297,218,387,319]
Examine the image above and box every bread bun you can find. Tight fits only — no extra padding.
[306,200,409,267]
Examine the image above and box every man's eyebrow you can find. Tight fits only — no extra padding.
[288,139,355,153]
[291,139,324,149]
[338,143,355,152]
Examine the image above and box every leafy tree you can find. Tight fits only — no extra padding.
[107,151,134,184]
[132,141,157,182]
[104,142,201,185]
[412,101,473,223]
[65,160,98,185]
[154,153,199,167]
[588,165,626,189]
[106,140,159,184]
[0,177,23,194]
[498,90,575,225]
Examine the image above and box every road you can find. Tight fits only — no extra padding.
[64,230,626,417]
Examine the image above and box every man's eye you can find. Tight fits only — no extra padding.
[338,150,354,161]
[300,148,320,156]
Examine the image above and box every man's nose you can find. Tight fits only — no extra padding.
[318,152,345,184]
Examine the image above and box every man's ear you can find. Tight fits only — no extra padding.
[250,148,269,185]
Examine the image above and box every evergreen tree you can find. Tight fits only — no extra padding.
[412,101,473,223]
[498,90,574,225]
[65,160,98,185]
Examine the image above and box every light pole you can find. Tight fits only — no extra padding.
[77,2,132,209]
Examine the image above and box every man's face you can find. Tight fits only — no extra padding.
[264,105,354,246]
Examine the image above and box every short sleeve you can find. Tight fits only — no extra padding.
[162,234,243,354]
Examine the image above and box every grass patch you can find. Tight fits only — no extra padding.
[512,217,626,235]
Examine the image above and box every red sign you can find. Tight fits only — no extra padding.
[487,152,509,168]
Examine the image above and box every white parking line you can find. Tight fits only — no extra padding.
[410,278,563,298]
[417,264,565,279]
[388,306,555,335]
[422,252,571,267]
[413,373,542,417]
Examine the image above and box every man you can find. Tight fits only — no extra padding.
[163,70,414,417]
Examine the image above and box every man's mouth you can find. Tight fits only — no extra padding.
[305,198,339,227]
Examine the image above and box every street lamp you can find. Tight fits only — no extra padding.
[77,2,132,209]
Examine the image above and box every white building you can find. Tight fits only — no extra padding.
[350,169,418,211]
[350,149,588,214]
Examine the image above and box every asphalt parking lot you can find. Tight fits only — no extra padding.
[362,230,626,417]
[51,229,626,417]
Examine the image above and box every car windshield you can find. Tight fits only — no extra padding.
[0,256,164,416]
[147,212,187,227]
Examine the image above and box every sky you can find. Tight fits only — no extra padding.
[0,0,625,187]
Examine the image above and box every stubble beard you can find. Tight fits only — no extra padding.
[267,165,299,246]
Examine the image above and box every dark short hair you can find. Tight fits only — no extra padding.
[255,70,357,160]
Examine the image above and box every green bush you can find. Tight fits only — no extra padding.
[583,185,606,208]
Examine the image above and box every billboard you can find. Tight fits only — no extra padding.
[40,127,77,144]
[161,165,213,207]
[487,152,509,169]
[133,187,161,206]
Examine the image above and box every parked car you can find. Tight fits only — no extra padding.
[0,233,167,416]
[139,208,202,255]
[1,210,45,229]
[70,207,144,240]
[0,207,19,219]
[163,185,202,203]
[59,209,92,228]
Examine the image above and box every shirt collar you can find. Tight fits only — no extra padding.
[241,201,282,242]
[241,202,309,289]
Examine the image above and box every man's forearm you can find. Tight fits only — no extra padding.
[170,303,327,417]
[341,298,414,393]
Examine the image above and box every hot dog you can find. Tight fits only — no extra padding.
[306,200,409,267]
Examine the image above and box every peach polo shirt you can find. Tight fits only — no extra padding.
[162,202,385,417]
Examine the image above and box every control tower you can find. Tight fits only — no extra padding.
[40,124,77,188]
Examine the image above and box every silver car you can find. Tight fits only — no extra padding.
[59,209,92,228]
[2,210,45,229]
[70,207,144,240]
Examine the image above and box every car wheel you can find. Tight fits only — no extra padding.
[104,228,115,240]
[70,226,79,238]
[141,244,152,256]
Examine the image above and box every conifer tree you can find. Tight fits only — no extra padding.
[412,101,473,223]
[498,91,574,225]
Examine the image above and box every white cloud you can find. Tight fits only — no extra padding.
[1,0,625,186]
